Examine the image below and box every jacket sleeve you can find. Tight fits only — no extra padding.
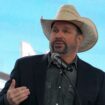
[96,72,105,105]
[0,59,20,105]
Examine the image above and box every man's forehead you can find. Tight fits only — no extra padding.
[51,21,78,28]
[51,20,83,34]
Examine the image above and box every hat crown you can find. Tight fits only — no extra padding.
[56,4,80,20]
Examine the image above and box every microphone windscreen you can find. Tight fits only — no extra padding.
[51,53,60,61]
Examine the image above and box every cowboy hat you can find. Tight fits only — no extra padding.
[40,4,98,52]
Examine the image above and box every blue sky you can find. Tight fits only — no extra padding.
[0,0,105,74]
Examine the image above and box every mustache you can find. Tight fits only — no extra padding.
[52,38,65,43]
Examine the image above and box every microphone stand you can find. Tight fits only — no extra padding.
[59,67,82,105]
[50,53,82,105]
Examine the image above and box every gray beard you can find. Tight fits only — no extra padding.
[50,40,77,55]
[50,42,68,54]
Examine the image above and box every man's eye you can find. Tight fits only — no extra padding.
[63,30,72,34]
[52,29,58,33]
[63,30,69,33]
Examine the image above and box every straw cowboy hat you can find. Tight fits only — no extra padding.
[41,4,98,52]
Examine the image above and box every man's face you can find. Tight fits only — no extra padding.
[49,21,83,54]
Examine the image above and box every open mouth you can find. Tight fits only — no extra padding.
[54,41,64,48]
[54,41,64,45]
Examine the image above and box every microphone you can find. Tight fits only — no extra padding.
[51,53,72,71]
[51,53,67,69]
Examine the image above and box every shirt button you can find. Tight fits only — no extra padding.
[56,103,59,105]
[47,82,51,88]
[69,85,72,88]
[68,85,72,92]
[58,86,61,88]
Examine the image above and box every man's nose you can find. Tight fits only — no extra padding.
[55,31,63,37]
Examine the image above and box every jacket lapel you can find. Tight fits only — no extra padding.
[75,58,91,105]
[34,54,48,105]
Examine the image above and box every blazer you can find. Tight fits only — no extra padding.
[0,54,105,105]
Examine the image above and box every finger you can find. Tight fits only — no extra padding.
[18,95,29,104]
[8,86,30,98]
[9,79,16,89]
[13,87,30,98]
[13,91,30,104]
[9,88,30,104]
[11,95,29,105]
[7,87,30,105]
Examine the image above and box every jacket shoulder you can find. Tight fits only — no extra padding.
[16,54,48,63]
[78,58,105,75]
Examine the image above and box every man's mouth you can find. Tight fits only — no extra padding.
[53,41,64,48]
[54,41,64,45]
[54,40,64,44]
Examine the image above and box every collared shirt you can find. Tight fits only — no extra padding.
[44,54,77,105]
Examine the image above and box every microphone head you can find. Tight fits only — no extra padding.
[51,53,60,60]
[51,53,62,69]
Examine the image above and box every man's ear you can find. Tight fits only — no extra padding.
[77,35,84,45]
[78,35,84,42]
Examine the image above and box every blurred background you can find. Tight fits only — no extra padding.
[0,0,105,90]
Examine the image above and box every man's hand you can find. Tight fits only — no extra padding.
[6,79,30,105]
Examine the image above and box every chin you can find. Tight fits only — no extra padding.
[54,50,66,54]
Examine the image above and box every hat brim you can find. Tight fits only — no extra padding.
[41,17,98,52]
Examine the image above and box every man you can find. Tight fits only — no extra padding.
[0,4,105,105]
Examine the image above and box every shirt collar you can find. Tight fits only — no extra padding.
[48,53,77,70]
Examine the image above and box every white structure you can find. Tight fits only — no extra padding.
[21,41,36,57]
[0,72,9,91]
